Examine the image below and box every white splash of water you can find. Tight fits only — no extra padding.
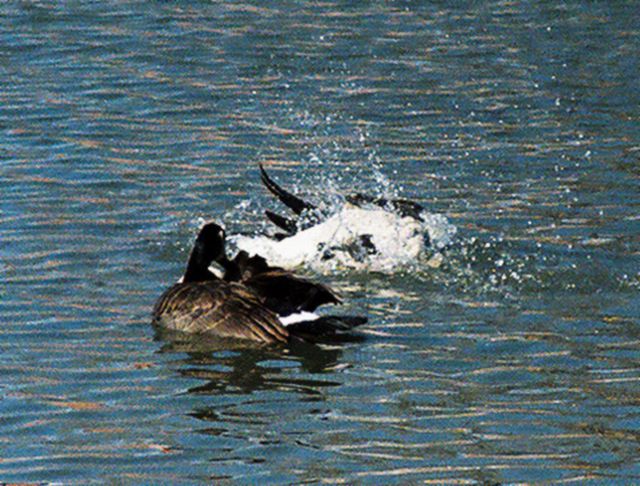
[230,205,456,273]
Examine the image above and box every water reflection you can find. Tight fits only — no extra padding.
[153,328,361,483]
[154,327,359,396]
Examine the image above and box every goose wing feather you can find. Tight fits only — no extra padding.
[245,270,341,316]
[265,209,297,234]
[153,281,289,343]
[259,164,316,215]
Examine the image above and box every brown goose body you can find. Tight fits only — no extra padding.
[152,222,288,344]
[152,279,289,343]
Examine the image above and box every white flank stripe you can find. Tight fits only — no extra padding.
[280,311,320,326]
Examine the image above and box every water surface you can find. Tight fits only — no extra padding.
[1,1,639,483]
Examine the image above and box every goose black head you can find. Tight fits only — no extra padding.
[183,222,227,282]
[195,222,226,260]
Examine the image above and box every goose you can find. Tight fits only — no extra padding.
[227,165,449,271]
[152,222,364,344]
[258,164,427,241]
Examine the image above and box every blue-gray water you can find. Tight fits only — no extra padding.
[1,1,639,483]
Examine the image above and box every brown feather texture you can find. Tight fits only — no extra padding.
[153,280,289,344]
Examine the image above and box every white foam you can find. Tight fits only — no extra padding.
[231,205,456,272]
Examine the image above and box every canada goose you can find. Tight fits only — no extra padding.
[152,222,364,344]
[259,164,427,240]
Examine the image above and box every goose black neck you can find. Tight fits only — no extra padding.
[183,241,217,283]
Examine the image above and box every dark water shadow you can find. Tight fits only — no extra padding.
[153,327,363,397]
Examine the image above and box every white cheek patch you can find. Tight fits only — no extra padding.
[207,265,225,279]
[176,265,223,284]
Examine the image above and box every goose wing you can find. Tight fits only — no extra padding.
[244,270,341,316]
[259,164,315,215]
[345,193,425,220]
[152,281,289,343]
[265,209,297,234]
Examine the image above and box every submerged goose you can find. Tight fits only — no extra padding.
[230,165,456,271]
[152,222,364,344]
[259,164,427,240]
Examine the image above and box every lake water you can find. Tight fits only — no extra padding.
[1,1,639,483]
